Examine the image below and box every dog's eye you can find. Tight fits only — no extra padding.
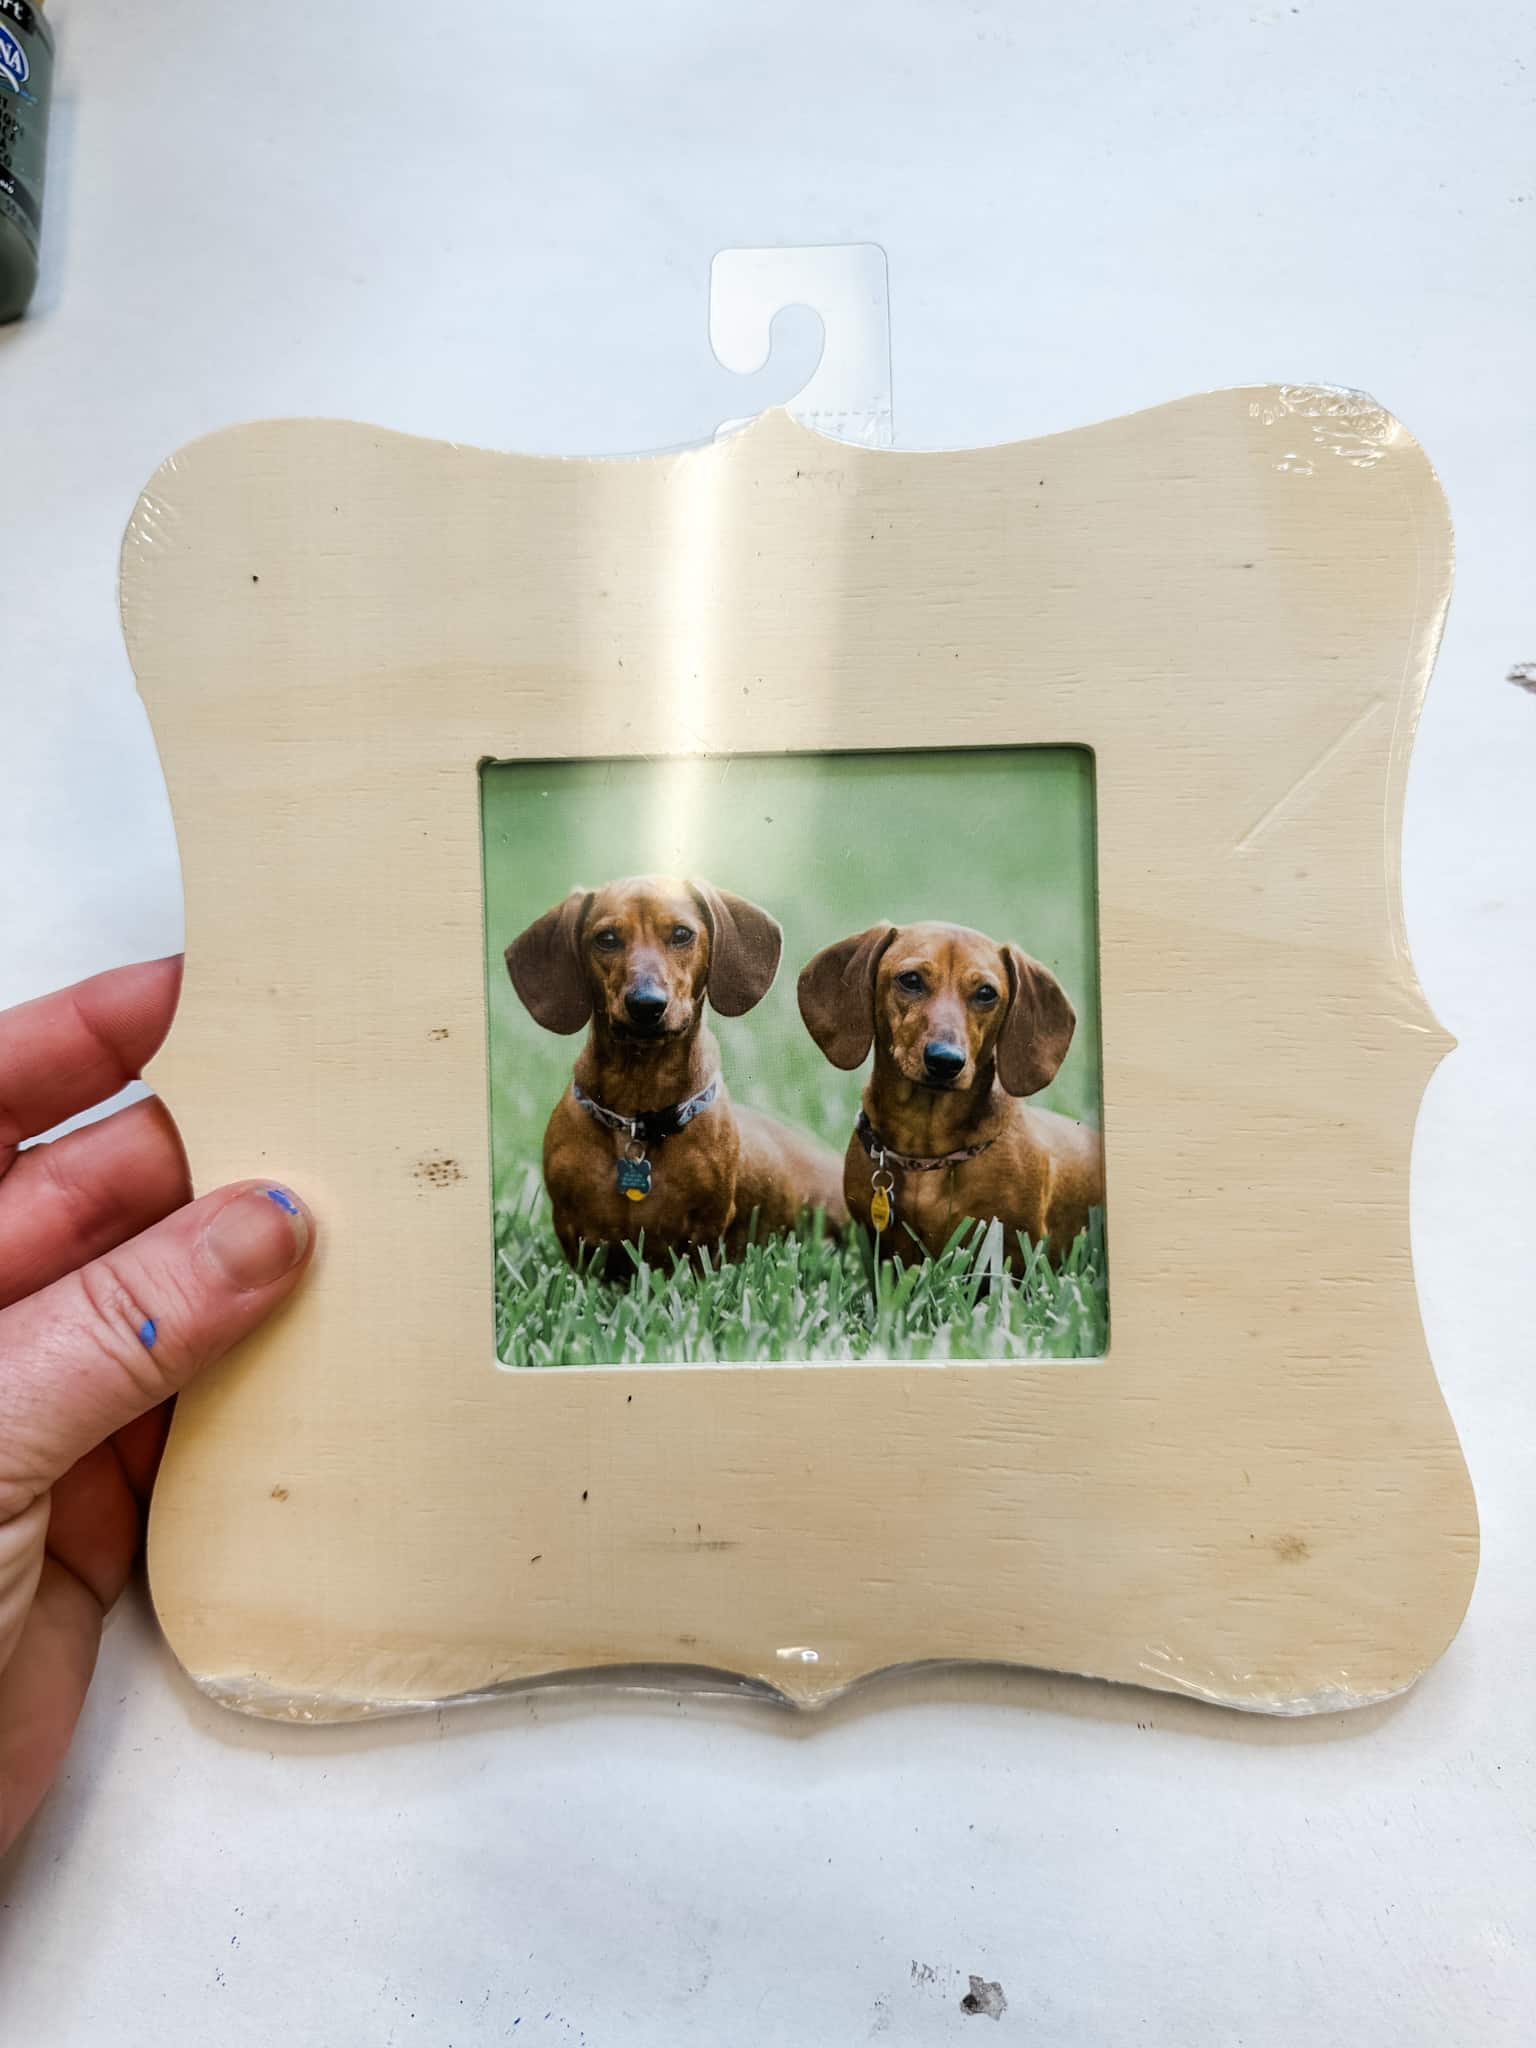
[592,929,623,952]
[669,925,695,947]
[895,970,925,994]
[972,983,1000,1007]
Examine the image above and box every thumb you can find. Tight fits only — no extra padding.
[0,1182,313,1508]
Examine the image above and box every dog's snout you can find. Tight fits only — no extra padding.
[624,985,667,1027]
[922,1040,966,1082]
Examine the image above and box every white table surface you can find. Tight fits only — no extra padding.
[2,3,1533,2040]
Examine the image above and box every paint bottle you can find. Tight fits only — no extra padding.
[0,0,52,323]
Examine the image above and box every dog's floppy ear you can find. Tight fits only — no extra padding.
[688,882,783,1017]
[997,944,1075,1096]
[506,889,594,1034]
[797,925,895,1069]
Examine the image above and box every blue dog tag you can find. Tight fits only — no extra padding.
[617,1155,652,1203]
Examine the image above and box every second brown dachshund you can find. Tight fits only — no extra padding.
[798,920,1104,1266]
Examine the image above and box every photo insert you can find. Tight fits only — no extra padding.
[481,747,1107,1366]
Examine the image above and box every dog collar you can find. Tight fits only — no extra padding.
[855,1107,999,1173]
[573,1076,720,1146]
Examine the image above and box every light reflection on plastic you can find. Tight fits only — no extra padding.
[656,447,725,850]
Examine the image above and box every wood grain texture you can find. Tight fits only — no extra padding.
[124,391,1476,1718]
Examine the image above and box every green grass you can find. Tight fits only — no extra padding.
[482,746,1109,1366]
[493,1172,1108,1367]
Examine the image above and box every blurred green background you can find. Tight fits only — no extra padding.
[481,748,1102,1213]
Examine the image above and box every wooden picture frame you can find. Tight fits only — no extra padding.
[126,390,1476,1718]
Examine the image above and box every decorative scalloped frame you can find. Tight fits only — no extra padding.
[127,390,1476,1719]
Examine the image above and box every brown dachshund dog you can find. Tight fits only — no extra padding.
[798,921,1104,1266]
[508,877,846,1277]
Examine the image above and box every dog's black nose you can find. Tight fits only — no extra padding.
[923,1041,966,1082]
[625,987,667,1027]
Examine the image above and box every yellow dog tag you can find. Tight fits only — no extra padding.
[870,1186,892,1232]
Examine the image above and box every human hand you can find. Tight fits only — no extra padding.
[0,958,313,1855]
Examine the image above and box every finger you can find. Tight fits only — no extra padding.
[0,1554,105,1858]
[0,1180,313,1507]
[0,1445,148,1729]
[0,1096,191,1310]
[43,1441,144,1611]
[111,1406,172,1505]
[0,956,182,1170]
